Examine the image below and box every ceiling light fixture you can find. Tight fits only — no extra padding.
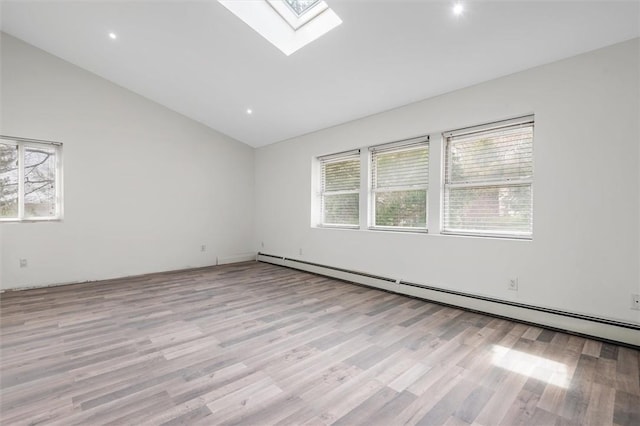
[246,108,253,115]
[108,32,117,40]
[453,3,464,16]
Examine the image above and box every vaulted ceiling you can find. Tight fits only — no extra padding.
[1,1,638,147]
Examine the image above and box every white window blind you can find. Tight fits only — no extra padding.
[319,150,360,227]
[370,137,429,230]
[443,116,534,238]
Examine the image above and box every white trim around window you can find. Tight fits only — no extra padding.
[312,115,534,239]
[317,149,360,228]
[369,136,429,232]
[0,135,64,222]
[442,116,534,239]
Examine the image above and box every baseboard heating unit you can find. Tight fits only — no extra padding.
[257,253,640,348]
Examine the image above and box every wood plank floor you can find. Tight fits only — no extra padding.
[1,261,638,426]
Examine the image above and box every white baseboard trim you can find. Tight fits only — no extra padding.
[217,252,257,265]
[257,253,640,348]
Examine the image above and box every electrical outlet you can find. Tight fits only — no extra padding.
[19,259,27,268]
[299,248,303,255]
[508,278,518,291]
[200,245,206,252]
[261,241,264,248]
[632,294,640,310]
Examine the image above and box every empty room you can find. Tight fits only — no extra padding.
[0,0,639,425]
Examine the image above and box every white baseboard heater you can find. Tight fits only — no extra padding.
[257,253,640,348]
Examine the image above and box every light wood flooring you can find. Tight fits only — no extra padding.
[1,261,638,425]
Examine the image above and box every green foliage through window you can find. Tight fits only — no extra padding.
[320,152,360,227]
[444,118,534,238]
[371,141,429,229]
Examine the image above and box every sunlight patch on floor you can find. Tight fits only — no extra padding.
[491,345,570,388]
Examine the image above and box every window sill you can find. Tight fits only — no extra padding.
[368,226,428,234]
[315,224,360,230]
[0,218,63,223]
[441,231,532,241]
[311,225,532,241]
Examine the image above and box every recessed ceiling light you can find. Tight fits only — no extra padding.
[246,108,253,115]
[108,32,117,40]
[453,3,464,16]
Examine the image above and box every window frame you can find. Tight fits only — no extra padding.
[0,135,64,223]
[317,149,361,229]
[218,1,342,56]
[269,0,328,30]
[283,0,322,17]
[369,136,430,233]
[441,116,534,239]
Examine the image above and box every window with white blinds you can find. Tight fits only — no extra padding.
[443,116,534,238]
[319,150,360,227]
[370,137,429,230]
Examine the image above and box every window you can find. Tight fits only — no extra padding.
[318,150,360,227]
[218,1,342,56]
[284,0,322,17]
[0,136,63,221]
[370,137,429,231]
[443,116,534,238]
[313,115,533,238]
[269,0,329,30]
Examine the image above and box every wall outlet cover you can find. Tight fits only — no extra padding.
[632,294,640,310]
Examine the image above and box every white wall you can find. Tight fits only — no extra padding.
[2,32,638,327]
[0,34,255,289]
[255,38,640,325]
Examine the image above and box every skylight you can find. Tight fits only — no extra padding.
[218,0,342,55]
[269,0,329,30]
[285,0,321,16]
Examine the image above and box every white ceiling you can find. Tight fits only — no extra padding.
[1,1,639,147]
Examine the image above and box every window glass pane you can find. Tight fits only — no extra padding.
[24,145,57,218]
[323,193,359,226]
[371,142,428,229]
[319,152,360,227]
[448,126,533,184]
[323,158,360,192]
[443,118,534,238]
[0,143,19,218]
[374,147,428,188]
[444,185,532,236]
[285,0,320,16]
[375,189,426,228]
